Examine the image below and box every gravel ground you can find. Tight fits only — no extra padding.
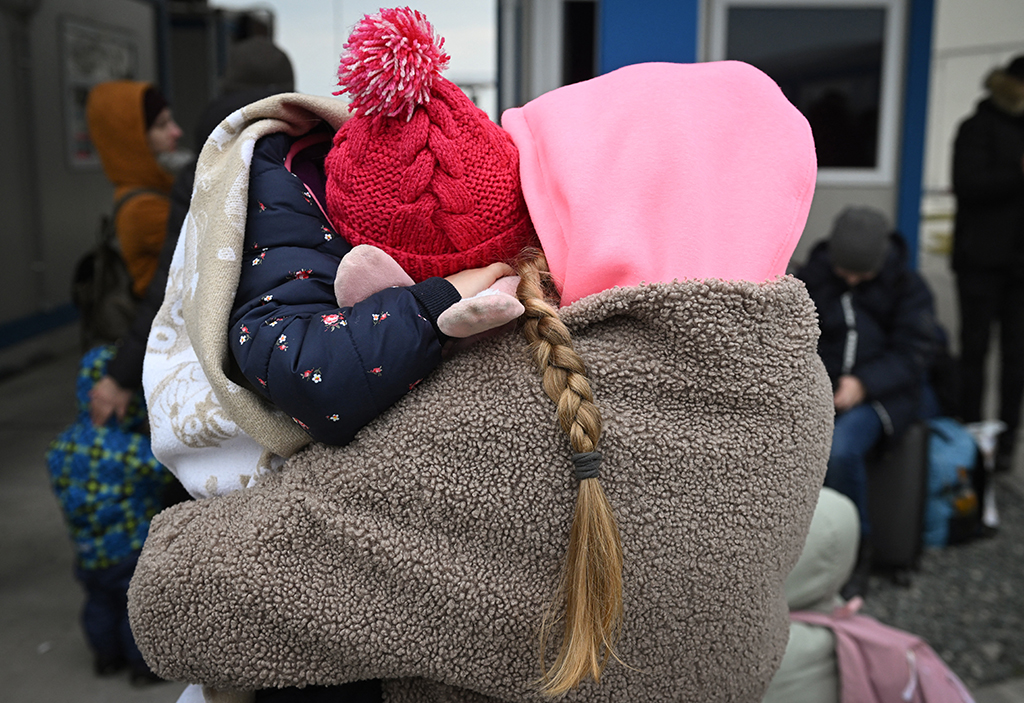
[860,472,1024,690]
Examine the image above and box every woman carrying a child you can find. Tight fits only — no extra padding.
[131,8,832,703]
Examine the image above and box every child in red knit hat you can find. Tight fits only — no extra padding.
[324,7,535,282]
[228,7,536,447]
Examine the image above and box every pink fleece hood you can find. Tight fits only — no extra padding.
[501,61,817,306]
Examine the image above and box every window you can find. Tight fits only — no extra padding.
[708,0,905,184]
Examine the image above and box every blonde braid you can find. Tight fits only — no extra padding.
[516,249,624,695]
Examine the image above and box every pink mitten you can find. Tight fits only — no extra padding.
[334,245,414,308]
[335,245,524,338]
[437,275,524,338]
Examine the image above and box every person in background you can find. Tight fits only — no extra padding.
[88,38,295,428]
[86,82,181,299]
[797,207,937,597]
[46,346,175,686]
[951,54,1024,473]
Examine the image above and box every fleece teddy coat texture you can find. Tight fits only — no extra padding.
[129,274,833,702]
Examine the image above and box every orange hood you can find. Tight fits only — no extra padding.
[86,81,174,194]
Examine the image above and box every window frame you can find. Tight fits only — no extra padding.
[707,0,906,185]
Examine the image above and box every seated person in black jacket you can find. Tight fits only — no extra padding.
[797,207,937,559]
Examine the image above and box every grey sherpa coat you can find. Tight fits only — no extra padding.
[129,276,833,702]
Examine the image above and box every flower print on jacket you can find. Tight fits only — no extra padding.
[300,368,323,384]
[239,324,251,346]
[322,312,347,331]
[251,250,267,266]
[292,417,310,431]
[228,132,455,448]
[258,202,267,212]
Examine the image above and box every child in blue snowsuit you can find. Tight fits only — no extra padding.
[46,345,175,683]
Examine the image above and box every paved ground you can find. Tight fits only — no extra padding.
[1,324,1023,702]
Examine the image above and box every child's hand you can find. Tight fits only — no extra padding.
[445,262,514,299]
[89,375,132,426]
[440,263,524,339]
[334,248,521,340]
[438,274,523,339]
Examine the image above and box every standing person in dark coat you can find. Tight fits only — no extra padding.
[797,207,937,553]
[952,54,1024,472]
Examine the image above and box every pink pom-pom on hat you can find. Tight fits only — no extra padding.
[325,7,536,283]
[334,7,451,121]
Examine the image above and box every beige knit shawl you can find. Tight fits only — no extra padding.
[143,95,356,503]
[130,277,833,702]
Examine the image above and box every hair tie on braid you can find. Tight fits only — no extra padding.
[572,451,602,481]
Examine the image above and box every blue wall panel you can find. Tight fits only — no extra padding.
[599,0,700,73]
[896,0,935,267]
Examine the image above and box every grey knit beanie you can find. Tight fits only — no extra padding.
[828,206,891,274]
[221,37,295,95]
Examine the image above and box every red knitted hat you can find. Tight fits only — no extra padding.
[325,7,535,283]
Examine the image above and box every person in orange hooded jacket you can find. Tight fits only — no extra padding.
[85,81,183,299]
[84,81,184,429]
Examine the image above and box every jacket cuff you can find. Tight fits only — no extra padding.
[409,277,461,340]
[105,340,144,390]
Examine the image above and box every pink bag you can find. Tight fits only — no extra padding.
[790,598,975,703]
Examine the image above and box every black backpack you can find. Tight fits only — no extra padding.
[72,189,166,350]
